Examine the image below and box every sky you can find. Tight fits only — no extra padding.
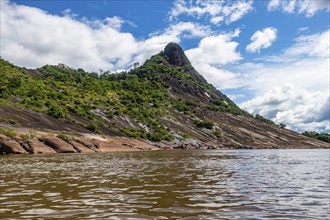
[0,0,329,133]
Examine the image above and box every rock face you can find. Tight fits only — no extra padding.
[68,140,95,153]
[0,131,162,155]
[40,137,77,153]
[123,139,160,151]
[0,134,28,154]
[93,139,136,152]
[25,139,57,154]
[75,137,99,151]
[162,43,233,103]
[164,42,191,67]
[91,138,160,152]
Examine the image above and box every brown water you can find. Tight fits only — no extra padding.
[0,149,329,219]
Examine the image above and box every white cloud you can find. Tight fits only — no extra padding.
[283,29,329,59]
[0,1,208,71]
[297,26,309,33]
[268,0,280,11]
[103,16,137,30]
[235,29,330,132]
[169,0,222,21]
[282,0,296,13]
[246,27,278,53]
[0,1,137,71]
[169,0,253,25]
[135,22,211,66]
[191,63,248,90]
[222,1,254,24]
[240,84,330,133]
[298,0,330,17]
[184,29,329,132]
[186,31,242,66]
[268,0,330,17]
[62,8,78,18]
[238,30,329,94]
[249,30,330,94]
[163,21,211,39]
[183,30,244,90]
[210,16,224,25]
[245,58,329,94]
[103,16,125,30]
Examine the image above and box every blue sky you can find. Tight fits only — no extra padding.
[1,0,329,133]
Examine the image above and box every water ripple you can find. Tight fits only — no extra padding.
[0,149,329,219]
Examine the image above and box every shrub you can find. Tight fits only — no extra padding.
[8,119,18,126]
[85,124,98,132]
[207,100,249,116]
[194,120,214,129]
[19,134,35,141]
[214,129,222,141]
[120,128,146,138]
[173,101,189,112]
[0,117,19,126]
[47,105,67,119]
[147,132,163,142]
[57,133,71,142]
[105,110,114,119]
[302,131,330,143]
[0,127,17,138]
[164,134,174,141]
[181,133,190,140]
[203,120,214,129]
[146,121,173,142]
[184,99,197,107]
[255,114,275,125]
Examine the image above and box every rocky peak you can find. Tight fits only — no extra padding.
[162,43,236,105]
[163,43,191,67]
[163,42,208,84]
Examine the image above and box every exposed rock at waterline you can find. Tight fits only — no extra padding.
[25,139,57,154]
[0,134,28,154]
[68,140,95,153]
[40,136,77,153]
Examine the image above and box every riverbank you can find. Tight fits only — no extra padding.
[0,126,162,154]
[1,125,329,155]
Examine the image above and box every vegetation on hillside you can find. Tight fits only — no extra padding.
[255,114,276,125]
[207,99,249,116]
[194,119,214,129]
[0,127,17,138]
[302,131,330,143]
[0,54,257,142]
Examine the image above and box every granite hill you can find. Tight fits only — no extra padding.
[0,43,328,154]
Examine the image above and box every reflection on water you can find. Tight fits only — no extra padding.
[1,150,329,219]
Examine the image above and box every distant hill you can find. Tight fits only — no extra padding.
[0,43,329,151]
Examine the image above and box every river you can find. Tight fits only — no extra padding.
[1,149,329,219]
